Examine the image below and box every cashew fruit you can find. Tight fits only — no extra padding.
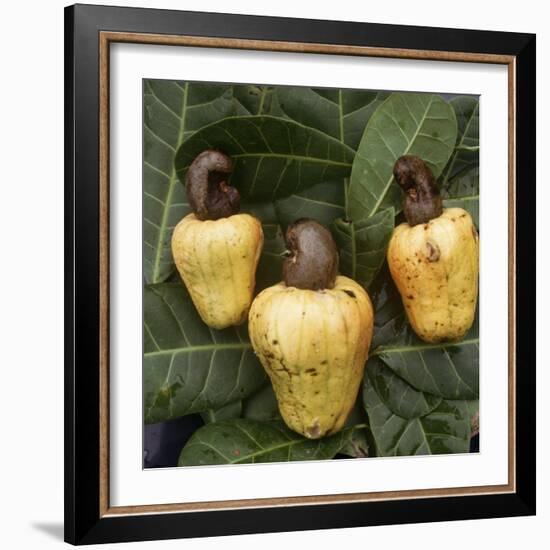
[172,212,263,329]
[387,155,479,343]
[172,150,263,329]
[249,220,374,439]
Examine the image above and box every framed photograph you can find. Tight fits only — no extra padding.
[65,3,536,545]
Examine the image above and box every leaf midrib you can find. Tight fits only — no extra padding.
[145,342,251,358]
[151,82,188,283]
[180,152,352,169]
[373,337,479,355]
[186,423,365,464]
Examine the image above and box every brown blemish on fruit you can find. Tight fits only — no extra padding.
[426,241,440,262]
[306,421,321,439]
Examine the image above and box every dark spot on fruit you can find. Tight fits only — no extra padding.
[321,360,328,365]
[306,422,320,438]
[342,289,356,298]
[305,368,317,375]
[426,241,440,262]
[407,295,414,300]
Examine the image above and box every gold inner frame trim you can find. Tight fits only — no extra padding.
[98,31,516,518]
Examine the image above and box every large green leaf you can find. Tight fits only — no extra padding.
[178,419,360,465]
[275,180,345,229]
[331,208,394,289]
[363,374,471,456]
[365,356,441,419]
[372,321,479,400]
[276,87,388,150]
[349,93,457,220]
[174,116,355,202]
[440,96,479,191]
[144,284,266,424]
[143,80,238,284]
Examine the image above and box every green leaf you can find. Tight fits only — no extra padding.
[276,87,389,149]
[241,384,281,421]
[174,116,355,202]
[255,223,286,292]
[363,374,471,456]
[332,208,394,289]
[143,80,238,284]
[365,356,441,419]
[144,284,266,424]
[440,96,479,191]
[372,320,479,400]
[369,267,409,349]
[178,419,358,465]
[201,401,243,424]
[275,180,345,229]
[349,93,457,220]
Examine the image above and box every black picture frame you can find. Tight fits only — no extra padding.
[65,3,536,545]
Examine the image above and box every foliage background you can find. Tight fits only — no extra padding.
[142,80,480,466]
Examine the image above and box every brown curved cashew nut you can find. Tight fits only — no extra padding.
[185,150,240,220]
[283,218,339,290]
[393,155,443,226]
